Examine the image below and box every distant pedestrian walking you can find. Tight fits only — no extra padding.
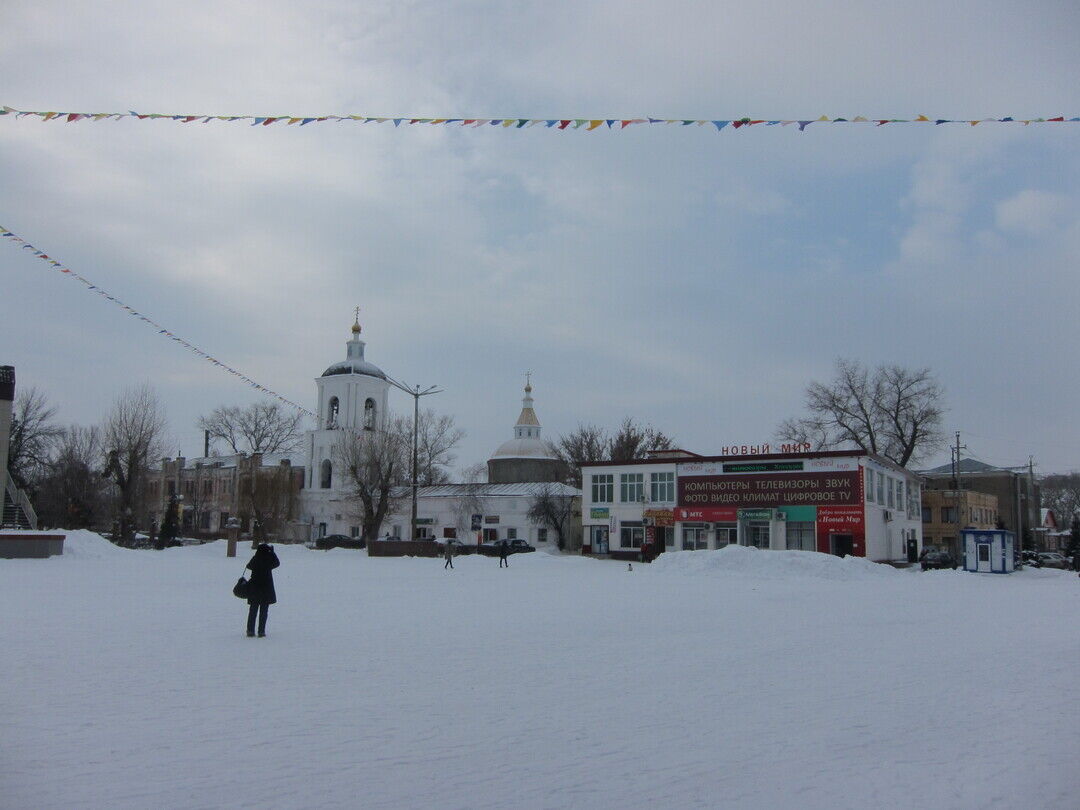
[444,541,454,569]
[245,543,279,638]
[499,540,510,568]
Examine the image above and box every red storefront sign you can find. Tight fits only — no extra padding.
[815,505,865,556]
[678,470,861,508]
[674,506,738,522]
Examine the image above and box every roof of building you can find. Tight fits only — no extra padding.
[918,457,1012,476]
[321,359,387,379]
[581,448,913,474]
[414,482,579,498]
[152,452,303,471]
[490,380,558,461]
[321,317,387,379]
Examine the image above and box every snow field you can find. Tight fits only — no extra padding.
[1,533,1078,809]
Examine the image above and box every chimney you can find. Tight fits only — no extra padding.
[0,366,15,503]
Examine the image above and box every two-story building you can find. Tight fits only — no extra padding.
[581,447,922,563]
[920,489,999,557]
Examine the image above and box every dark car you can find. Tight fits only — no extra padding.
[1020,550,1041,567]
[479,538,536,556]
[921,551,957,571]
[313,534,365,550]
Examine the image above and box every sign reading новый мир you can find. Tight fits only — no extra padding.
[678,471,861,508]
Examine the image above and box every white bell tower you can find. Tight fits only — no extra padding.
[306,313,391,495]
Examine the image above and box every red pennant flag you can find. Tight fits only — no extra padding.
[558,120,571,129]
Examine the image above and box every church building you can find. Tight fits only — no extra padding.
[299,317,390,538]
[297,319,579,545]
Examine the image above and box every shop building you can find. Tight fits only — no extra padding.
[581,448,922,563]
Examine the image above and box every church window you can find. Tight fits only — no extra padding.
[364,398,376,430]
[320,459,332,489]
[327,397,340,428]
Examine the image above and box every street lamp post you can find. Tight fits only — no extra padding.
[386,376,442,540]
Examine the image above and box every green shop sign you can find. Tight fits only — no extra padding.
[723,461,804,473]
[738,509,775,521]
[590,507,610,520]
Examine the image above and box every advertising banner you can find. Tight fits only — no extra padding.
[643,508,674,527]
[679,470,861,508]
[590,507,610,520]
[674,506,738,522]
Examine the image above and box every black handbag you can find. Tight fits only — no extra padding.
[233,573,250,600]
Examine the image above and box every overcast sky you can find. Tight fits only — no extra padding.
[2,0,1078,475]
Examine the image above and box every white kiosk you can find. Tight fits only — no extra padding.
[962,529,1015,574]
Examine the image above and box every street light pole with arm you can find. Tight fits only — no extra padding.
[386,376,442,540]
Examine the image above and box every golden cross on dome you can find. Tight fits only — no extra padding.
[354,305,361,322]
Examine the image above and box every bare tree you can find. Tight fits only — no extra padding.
[550,420,675,487]
[548,424,611,488]
[7,387,64,492]
[413,409,465,486]
[609,417,675,463]
[448,483,487,542]
[34,425,111,529]
[776,359,945,468]
[102,384,168,545]
[1039,473,1080,527]
[526,483,576,550]
[198,402,305,455]
[335,418,411,543]
[239,461,302,545]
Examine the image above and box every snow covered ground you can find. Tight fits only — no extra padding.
[2,532,1078,809]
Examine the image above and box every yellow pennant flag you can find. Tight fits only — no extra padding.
[587,120,603,130]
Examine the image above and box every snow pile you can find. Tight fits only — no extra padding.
[56,529,130,558]
[649,543,900,581]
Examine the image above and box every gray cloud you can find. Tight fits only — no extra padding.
[3,0,1079,473]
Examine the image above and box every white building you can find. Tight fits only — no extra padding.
[299,318,390,538]
[383,481,579,548]
[581,448,922,563]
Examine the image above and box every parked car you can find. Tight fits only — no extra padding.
[312,534,365,550]
[1020,550,1042,567]
[921,551,958,571]
[1037,552,1070,569]
[479,538,536,555]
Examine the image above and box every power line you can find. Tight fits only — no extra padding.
[1,224,315,418]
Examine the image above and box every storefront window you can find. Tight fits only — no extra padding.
[787,521,815,551]
[887,478,895,508]
[591,474,613,503]
[682,524,706,550]
[747,521,770,549]
[620,522,644,548]
[620,473,644,503]
[866,469,874,502]
[876,473,884,504]
[714,523,737,548]
[649,471,675,502]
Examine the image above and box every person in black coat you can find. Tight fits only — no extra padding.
[245,543,280,637]
[498,539,510,568]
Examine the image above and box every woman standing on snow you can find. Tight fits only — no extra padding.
[245,543,280,638]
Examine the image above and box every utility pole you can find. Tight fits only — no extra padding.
[386,376,442,541]
[951,432,967,560]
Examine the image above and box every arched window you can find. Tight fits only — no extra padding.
[364,398,376,430]
[327,396,340,428]
[320,458,332,489]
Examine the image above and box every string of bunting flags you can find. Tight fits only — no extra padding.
[2,105,1077,132]
[0,225,315,419]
